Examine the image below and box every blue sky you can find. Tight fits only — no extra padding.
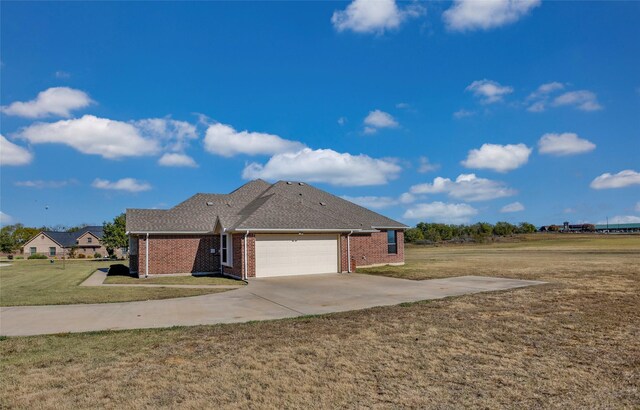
[1,0,639,228]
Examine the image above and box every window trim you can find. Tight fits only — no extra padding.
[49,247,56,257]
[221,233,233,267]
[387,230,397,255]
[30,247,37,255]
[87,237,92,243]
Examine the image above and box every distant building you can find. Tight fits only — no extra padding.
[539,222,639,233]
[22,226,125,258]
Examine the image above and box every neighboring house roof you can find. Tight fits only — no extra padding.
[24,226,105,248]
[126,180,408,233]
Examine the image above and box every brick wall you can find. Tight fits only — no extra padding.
[340,230,404,271]
[135,235,219,276]
[222,233,256,279]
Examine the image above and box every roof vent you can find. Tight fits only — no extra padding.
[298,182,305,186]
[320,202,327,206]
[286,181,292,185]
[206,202,214,206]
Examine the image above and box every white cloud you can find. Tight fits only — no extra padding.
[396,102,411,109]
[92,178,151,192]
[462,143,532,172]
[466,79,513,104]
[443,0,540,31]
[158,153,198,168]
[363,109,399,133]
[410,173,516,202]
[17,115,160,159]
[134,118,198,152]
[0,135,33,166]
[204,123,305,157]
[0,87,93,118]
[500,201,525,213]
[331,0,424,34]
[342,192,415,210]
[242,148,401,186]
[417,156,439,173]
[15,179,77,189]
[0,211,13,225]
[453,108,475,118]
[553,90,602,111]
[590,170,640,189]
[538,133,596,156]
[528,82,564,100]
[598,215,640,224]
[526,82,565,112]
[403,201,478,224]
[55,71,71,79]
[337,117,347,126]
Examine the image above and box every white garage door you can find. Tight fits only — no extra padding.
[255,234,339,278]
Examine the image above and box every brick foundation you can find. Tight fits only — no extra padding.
[340,230,404,272]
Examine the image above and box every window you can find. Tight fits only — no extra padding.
[87,237,92,243]
[49,247,56,256]
[30,247,37,255]
[221,234,232,266]
[387,230,397,254]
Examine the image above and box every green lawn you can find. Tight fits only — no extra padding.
[104,274,245,286]
[0,260,230,306]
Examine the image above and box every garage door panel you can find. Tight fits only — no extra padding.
[255,234,338,277]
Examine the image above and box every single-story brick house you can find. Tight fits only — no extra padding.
[22,226,123,258]
[126,180,407,279]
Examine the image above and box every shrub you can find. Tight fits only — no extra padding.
[27,254,48,259]
[94,252,102,259]
[7,254,14,260]
[16,256,24,260]
[77,254,86,259]
[107,264,131,277]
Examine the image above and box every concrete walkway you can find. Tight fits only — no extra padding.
[80,270,243,289]
[0,274,545,337]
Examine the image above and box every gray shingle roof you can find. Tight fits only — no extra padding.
[43,226,104,247]
[126,180,408,233]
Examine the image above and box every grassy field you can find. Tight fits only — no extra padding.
[1,234,638,408]
[103,273,244,286]
[0,260,230,306]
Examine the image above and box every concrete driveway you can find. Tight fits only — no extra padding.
[0,273,544,337]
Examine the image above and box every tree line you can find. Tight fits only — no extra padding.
[405,221,538,243]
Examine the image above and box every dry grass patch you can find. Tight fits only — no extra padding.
[1,235,639,408]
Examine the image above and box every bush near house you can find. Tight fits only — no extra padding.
[27,254,48,260]
[94,253,102,259]
[77,254,86,259]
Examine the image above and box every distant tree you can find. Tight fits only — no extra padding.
[66,224,88,233]
[8,224,40,250]
[582,224,596,232]
[102,213,127,256]
[517,222,537,234]
[0,230,15,253]
[404,227,424,243]
[548,225,560,232]
[493,221,516,236]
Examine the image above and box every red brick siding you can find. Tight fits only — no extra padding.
[340,230,404,271]
[222,233,256,279]
[135,235,219,276]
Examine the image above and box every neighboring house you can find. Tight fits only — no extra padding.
[22,226,123,258]
[126,180,407,279]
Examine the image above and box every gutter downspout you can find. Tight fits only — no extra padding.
[347,230,353,273]
[145,232,149,278]
[243,230,250,280]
